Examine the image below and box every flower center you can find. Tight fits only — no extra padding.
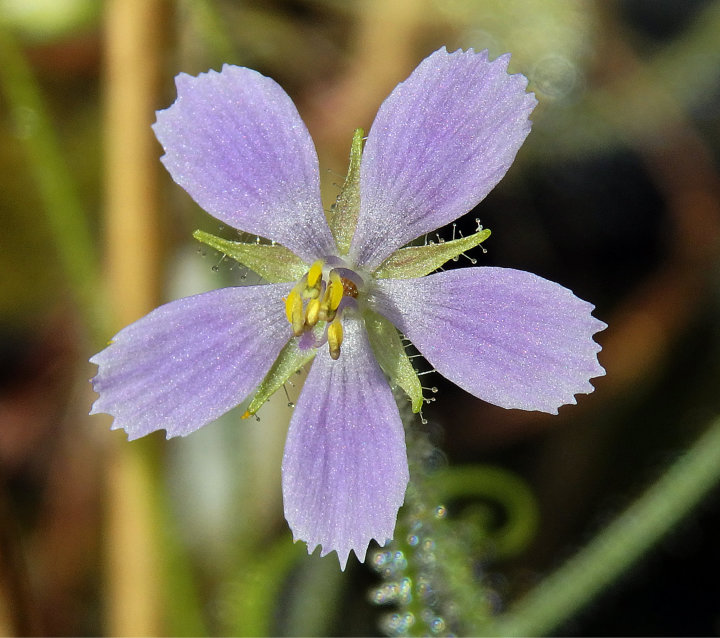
[284,259,361,360]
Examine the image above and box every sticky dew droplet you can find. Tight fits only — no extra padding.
[382,612,415,635]
[431,616,447,634]
[371,582,399,604]
[417,580,434,602]
[399,577,413,604]
[372,550,392,570]
[421,607,434,623]
[393,550,408,571]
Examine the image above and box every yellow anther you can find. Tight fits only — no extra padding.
[326,271,344,312]
[284,290,300,323]
[307,260,324,289]
[284,262,355,350]
[284,289,305,336]
[285,290,302,323]
[328,318,343,360]
[305,298,321,327]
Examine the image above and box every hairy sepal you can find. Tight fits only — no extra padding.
[194,230,307,283]
[328,128,363,255]
[243,337,317,417]
[374,227,491,279]
[365,310,423,412]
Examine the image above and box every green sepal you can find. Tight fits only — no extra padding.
[365,310,423,413]
[243,337,317,417]
[193,230,307,283]
[374,227,492,280]
[328,128,364,255]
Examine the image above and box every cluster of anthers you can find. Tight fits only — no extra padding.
[284,259,362,360]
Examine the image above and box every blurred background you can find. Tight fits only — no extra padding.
[1,0,720,635]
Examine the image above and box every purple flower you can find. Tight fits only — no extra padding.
[90,48,606,569]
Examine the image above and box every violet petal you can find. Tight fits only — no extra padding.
[90,284,293,439]
[370,268,606,414]
[282,318,408,570]
[351,47,537,270]
[153,65,334,263]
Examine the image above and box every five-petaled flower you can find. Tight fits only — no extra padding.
[90,47,606,569]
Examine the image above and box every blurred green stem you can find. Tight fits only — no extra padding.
[0,20,103,335]
[182,0,238,62]
[481,416,720,636]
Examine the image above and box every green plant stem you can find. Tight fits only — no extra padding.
[0,20,103,335]
[480,416,720,637]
